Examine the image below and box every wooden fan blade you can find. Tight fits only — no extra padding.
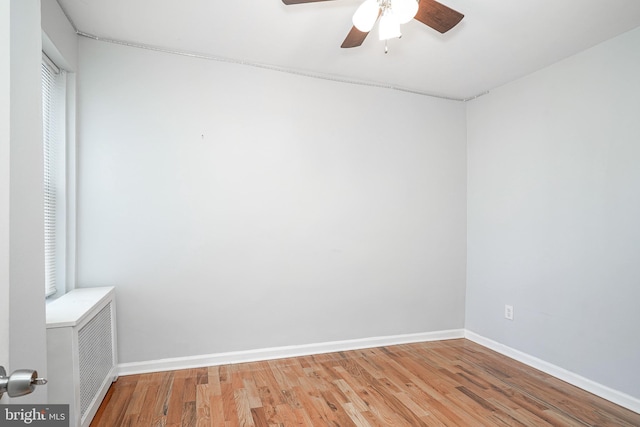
[341,26,369,48]
[414,0,464,33]
[282,0,335,4]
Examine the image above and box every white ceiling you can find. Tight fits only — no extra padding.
[57,0,640,100]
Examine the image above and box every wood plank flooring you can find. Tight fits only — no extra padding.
[90,339,640,426]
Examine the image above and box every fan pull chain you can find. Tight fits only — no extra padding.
[384,40,389,54]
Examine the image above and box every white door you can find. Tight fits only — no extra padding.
[2,0,51,405]
[1,0,12,401]
[0,1,11,403]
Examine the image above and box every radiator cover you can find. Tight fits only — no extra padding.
[46,287,117,427]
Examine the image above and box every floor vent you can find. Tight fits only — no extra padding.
[46,287,117,427]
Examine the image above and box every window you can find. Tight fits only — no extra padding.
[42,54,66,297]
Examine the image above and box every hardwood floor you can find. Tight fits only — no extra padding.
[90,339,640,426]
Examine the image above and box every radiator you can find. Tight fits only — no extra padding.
[46,287,118,427]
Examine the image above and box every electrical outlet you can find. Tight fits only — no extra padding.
[505,305,514,320]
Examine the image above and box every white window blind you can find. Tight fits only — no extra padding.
[42,55,65,297]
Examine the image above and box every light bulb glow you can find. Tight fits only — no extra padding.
[379,10,401,41]
[353,0,379,32]
[393,0,418,24]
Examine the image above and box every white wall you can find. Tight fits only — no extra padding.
[76,38,468,364]
[6,0,47,403]
[41,0,77,72]
[467,27,640,399]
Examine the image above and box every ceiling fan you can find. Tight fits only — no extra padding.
[282,0,464,50]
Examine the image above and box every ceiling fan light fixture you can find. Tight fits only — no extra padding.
[393,0,419,24]
[379,10,401,41]
[283,0,464,50]
[352,0,379,32]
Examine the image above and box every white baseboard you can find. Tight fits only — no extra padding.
[117,329,465,376]
[465,330,640,414]
[117,328,639,415]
